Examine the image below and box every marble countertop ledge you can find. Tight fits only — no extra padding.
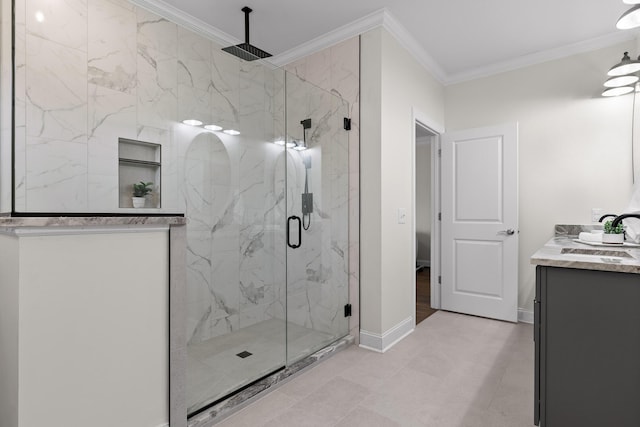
[531,236,640,275]
[0,215,187,228]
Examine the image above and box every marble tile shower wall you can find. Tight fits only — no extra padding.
[13,0,288,340]
[12,0,279,214]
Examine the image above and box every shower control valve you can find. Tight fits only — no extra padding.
[302,193,313,215]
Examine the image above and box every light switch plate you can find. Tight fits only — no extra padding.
[398,208,407,224]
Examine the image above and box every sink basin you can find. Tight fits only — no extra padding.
[561,247,634,263]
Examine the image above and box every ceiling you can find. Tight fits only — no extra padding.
[148,0,637,83]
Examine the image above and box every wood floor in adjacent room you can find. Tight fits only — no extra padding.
[416,267,437,324]
[217,311,535,427]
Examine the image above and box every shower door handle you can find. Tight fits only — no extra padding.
[287,215,302,249]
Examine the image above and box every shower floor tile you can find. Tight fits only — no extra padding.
[187,319,333,414]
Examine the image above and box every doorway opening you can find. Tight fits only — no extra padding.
[414,121,439,325]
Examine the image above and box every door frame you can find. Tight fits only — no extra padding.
[412,108,444,328]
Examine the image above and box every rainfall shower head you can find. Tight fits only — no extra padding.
[222,7,272,61]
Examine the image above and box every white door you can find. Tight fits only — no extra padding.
[440,123,518,322]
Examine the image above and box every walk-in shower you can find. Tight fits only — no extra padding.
[183,60,350,416]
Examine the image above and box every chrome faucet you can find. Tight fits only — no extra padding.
[598,213,618,222]
[611,213,640,229]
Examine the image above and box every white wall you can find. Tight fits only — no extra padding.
[445,41,636,313]
[361,27,445,340]
[0,228,169,427]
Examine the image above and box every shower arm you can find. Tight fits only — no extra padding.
[242,7,251,44]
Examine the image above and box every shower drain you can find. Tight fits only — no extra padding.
[236,351,252,359]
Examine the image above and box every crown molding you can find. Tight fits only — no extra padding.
[445,30,640,85]
[271,8,448,84]
[269,9,386,67]
[379,10,448,84]
[128,1,449,83]
[128,0,240,47]
[126,0,640,87]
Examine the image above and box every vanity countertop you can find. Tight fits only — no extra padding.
[531,235,640,275]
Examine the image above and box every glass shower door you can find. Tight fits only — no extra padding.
[184,59,287,416]
[285,72,350,363]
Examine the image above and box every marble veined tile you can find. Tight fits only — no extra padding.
[178,27,212,92]
[137,7,177,62]
[88,0,136,94]
[26,34,87,141]
[137,9,177,130]
[211,47,240,131]
[88,84,136,139]
[137,54,177,130]
[14,1,26,129]
[330,38,359,105]
[303,48,331,91]
[87,134,118,177]
[135,125,169,149]
[105,0,135,12]
[88,173,119,211]
[26,0,87,51]
[177,85,212,125]
[26,138,88,211]
[14,0,27,207]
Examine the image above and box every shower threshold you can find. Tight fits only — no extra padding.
[187,333,354,427]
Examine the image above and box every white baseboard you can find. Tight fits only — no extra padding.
[518,308,534,324]
[416,259,430,268]
[155,423,169,427]
[359,317,414,353]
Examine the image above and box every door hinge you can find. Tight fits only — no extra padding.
[438,276,441,284]
[344,303,352,317]
[438,148,441,157]
[343,117,351,131]
[438,212,441,221]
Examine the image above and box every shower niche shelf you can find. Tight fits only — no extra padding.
[118,138,161,209]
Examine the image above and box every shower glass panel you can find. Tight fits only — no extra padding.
[185,65,349,417]
[285,72,350,364]
[185,58,287,415]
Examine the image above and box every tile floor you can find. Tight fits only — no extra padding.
[188,319,335,414]
[215,311,535,426]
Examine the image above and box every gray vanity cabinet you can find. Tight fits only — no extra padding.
[534,266,640,427]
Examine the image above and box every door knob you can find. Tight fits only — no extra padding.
[499,229,515,235]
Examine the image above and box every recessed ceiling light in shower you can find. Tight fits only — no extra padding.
[223,129,240,135]
[182,119,203,126]
[204,124,223,131]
